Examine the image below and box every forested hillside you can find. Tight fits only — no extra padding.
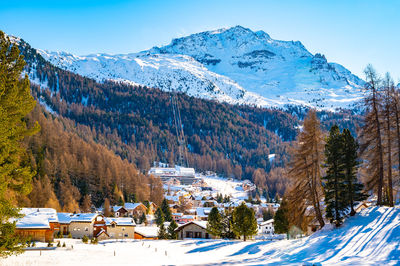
[16,37,362,200]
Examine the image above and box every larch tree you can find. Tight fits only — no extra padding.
[103,198,111,217]
[287,109,325,229]
[0,31,40,257]
[382,73,394,206]
[359,65,385,205]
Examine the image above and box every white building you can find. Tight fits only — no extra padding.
[258,219,274,235]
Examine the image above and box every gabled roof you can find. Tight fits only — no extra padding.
[15,208,57,229]
[105,217,136,226]
[175,221,208,231]
[135,226,158,237]
[57,213,73,224]
[96,228,109,238]
[259,219,274,226]
[124,202,146,211]
[70,213,102,223]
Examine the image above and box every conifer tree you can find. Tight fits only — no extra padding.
[232,203,258,241]
[157,223,167,240]
[0,31,39,257]
[155,207,165,226]
[206,207,223,237]
[161,199,172,222]
[167,219,178,239]
[287,110,325,229]
[103,198,111,217]
[81,194,92,212]
[274,198,289,237]
[359,65,385,205]
[220,208,236,239]
[382,73,395,206]
[323,125,347,226]
[342,129,367,215]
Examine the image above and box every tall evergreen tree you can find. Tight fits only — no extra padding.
[342,129,367,215]
[167,219,178,239]
[206,207,223,238]
[157,223,167,239]
[323,125,347,226]
[220,208,236,239]
[155,207,165,226]
[0,31,39,257]
[274,198,289,238]
[232,203,258,241]
[161,198,172,222]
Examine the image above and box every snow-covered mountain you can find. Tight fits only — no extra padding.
[39,26,365,110]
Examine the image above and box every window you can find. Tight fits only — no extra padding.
[85,227,88,231]
[186,231,193,238]
[124,234,128,237]
[122,227,125,231]
[111,224,116,228]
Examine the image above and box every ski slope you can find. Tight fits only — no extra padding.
[3,207,399,265]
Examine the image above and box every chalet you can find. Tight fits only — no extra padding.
[258,219,274,235]
[105,217,135,239]
[134,226,158,240]
[69,213,107,239]
[57,212,72,236]
[147,202,158,215]
[123,202,147,218]
[112,206,128,217]
[175,221,215,239]
[14,208,59,242]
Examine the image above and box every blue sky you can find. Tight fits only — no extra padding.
[1,0,399,79]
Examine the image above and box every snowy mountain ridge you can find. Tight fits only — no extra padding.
[38,26,365,110]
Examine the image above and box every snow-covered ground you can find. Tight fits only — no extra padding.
[200,175,251,200]
[3,207,399,265]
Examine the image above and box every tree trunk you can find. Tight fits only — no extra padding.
[385,105,394,207]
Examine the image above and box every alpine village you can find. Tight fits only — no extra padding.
[0,2,399,265]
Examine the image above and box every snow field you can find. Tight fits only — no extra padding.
[3,207,399,265]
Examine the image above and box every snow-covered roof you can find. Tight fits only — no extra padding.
[105,217,136,226]
[57,213,73,224]
[135,226,159,237]
[176,221,208,231]
[124,202,146,211]
[70,213,101,222]
[112,206,123,212]
[259,219,274,226]
[14,208,58,229]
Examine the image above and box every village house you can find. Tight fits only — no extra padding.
[57,212,73,236]
[147,202,158,215]
[112,206,128,217]
[175,221,215,239]
[14,208,59,242]
[258,219,274,235]
[68,213,107,239]
[134,226,159,240]
[105,217,135,239]
[124,202,148,218]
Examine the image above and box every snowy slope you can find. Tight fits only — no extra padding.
[38,26,365,110]
[3,207,399,265]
